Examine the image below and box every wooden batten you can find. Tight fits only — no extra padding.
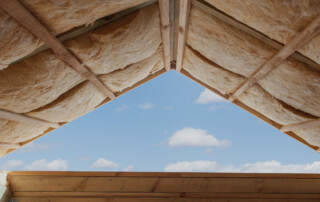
[228,14,320,101]
[175,0,191,72]
[158,0,172,71]
[0,0,116,100]
[0,110,60,128]
[281,118,320,132]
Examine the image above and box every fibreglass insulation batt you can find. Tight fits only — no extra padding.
[0,118,47,143]
[27,82,106,122]
[184,30,319,146]
[188,6,320,117]
[205,0,320,64]
[0,50,84,114]
[0,0,147,70]
[294,127,320,146]
[65,4,161,75]
[183,46,245,95]
[99,46,164,92]
[27,47,164,122]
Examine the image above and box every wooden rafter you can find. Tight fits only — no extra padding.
[176,0,191,72]
[158,0,172,71]
[281,119,320,132]
[228,14,320,101]
[0,109,60,128]
[0,0,116,100]
[192,0,320,72]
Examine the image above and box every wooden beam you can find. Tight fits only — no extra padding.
[158,0,172,71]
[176,0,191,72]
[192,0,320,72]
[228,14,320,101]
[0,109,60,128]
[0,143,21,150]
[281,118,320,132]
[0,0,116,100]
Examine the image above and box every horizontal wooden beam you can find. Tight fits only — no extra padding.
[0,142,21,149]
[175,0,191,72]
[0,109,60,128]
[228,14,320,101]
[158,0,172,71]
[281,118,320,132]
[0,0,116,100]
[13,192,320,199]
[192,0,320,72]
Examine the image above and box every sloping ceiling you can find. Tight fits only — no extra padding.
[0,0,319,157]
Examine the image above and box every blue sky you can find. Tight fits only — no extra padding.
[1,71,320,172]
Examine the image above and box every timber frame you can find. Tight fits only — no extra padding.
[0,0,319,155]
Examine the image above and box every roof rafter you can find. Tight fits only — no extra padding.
[281,119,320,132]
[192,0,320,72]
[0,0,116,100]
[176,0,191,72]
[158,0,173,71]
[0,109,60,128]
[228,12,320,101]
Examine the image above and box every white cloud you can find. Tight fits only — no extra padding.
[0,160,24,170]
[91,158,118,169]
[164,160,320,173]
[167,128,231,147]
[23,159,68,171]
[196,89,226,104]
[117,104,129,112]
[139,103,154,110]
[0,159,68,171]
[122,165,134,171]
[19,142,59,153]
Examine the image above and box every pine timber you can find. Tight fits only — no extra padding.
[0,0,116,100]
[7,172,320,201]
[0,109,60,128]
[158,0,173,71]
[176,0,191,72]
[281,119,320,132]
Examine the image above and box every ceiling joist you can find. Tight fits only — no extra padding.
[158,0,172,71]
[0,0,116,100]
[0,109,60,128]
[228,15,320,101]
[176,0,191,72]
[281,119,320,132]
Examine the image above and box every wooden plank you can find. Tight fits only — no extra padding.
[8,176,320,193]
[0,0,116,100]
[0,143,21,150]
[13,192,320,199]
[158,0,172,71]
[0,109,59,128]
[228,14,320,101]
[192,0,320,72]
[175,0,191,72]
[13,197,320,202]
[281,119,320,132]
[180,69,319,152]
[7,171,320,179]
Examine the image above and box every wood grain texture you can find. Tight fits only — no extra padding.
[0,109,59,128]
[0,0,116,99]
[176,0,191,72]
[158,0,172,71]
